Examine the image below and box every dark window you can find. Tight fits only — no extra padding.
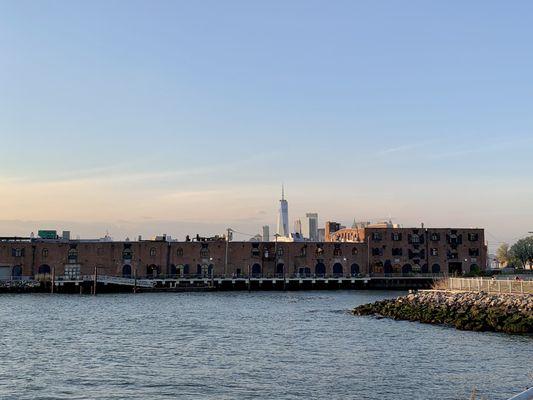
[430,233,440,242]
[391,232,402,241]
[177,248,183,256]
[372,248,383,256]
[430,248,438,256]
[392,248,402,256]
[372,232,382,241]
[277,248,284,257]
[150,248,156,257]
[42,248,48,258]
[447,251,458,260]
[409,234,420,244]
[122,249,132,260]
[469,248,480,257]
[468,233,479,242]
[11,248,24,257]
[352,247,358,255]
[252,247,260,257]
[68,248,78,264]
[200,247,209,257]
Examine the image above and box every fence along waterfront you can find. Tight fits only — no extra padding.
[447,277,533,295]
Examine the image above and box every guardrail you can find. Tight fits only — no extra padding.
[448,277,533,295]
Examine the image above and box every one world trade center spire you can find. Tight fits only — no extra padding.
[277,184,289,237]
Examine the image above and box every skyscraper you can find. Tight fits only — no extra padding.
[294,219,302,235]
[304,213,319,241]
[262,225,270,242]
[277,185,289,237]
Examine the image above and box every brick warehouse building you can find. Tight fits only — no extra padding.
[0,227,486,279]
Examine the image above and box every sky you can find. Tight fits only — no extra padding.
[0,0,532,249]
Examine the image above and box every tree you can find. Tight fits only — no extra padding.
[495,243,510,266]
[509,236,533,269]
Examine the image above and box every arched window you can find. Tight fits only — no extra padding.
[67,248,78,264]
[122,248,132,260]
[402,264,412,275]
[431,263,441,273]
[122,265,132,277]
[276,263,284,276]
[169,264,177,277]
[276,248,283,257]
[251,263,262,277]
[350,263,360,276]
[315,262,326,276]
[42,248,49,258]
[384,260,392,274]
[332,263,343,276]
[147,264,158,277]
[200,247,209,258]
[38,265,51,274]
[177,248,183,257]
[352,247,358,255]
[150,248,156,257]
[12,265,22,278]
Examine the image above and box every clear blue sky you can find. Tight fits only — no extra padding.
[1,1,532,249]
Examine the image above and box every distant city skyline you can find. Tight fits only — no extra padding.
[1,1,532,251]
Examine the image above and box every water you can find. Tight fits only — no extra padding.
[0,291,531,400]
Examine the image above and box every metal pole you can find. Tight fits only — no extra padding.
[224,228,231,278]
[93,265,97,295]
[134,266,137,293]
[51,265,55,294]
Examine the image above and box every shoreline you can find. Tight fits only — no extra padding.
[352,290,533,334]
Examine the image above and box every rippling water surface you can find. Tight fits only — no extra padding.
[0,291,531,399]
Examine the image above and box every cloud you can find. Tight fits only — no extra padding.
[377,143,423,156]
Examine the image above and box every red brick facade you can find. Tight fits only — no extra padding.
[0,227,485,278]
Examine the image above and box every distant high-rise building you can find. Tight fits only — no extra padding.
[262,225,270,242]
[294,219,302,235]
[304,213,318,241]
[276,185,289,237]
[317,228,325,242]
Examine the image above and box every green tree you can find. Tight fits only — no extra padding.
[509,236,533,269]
[495,243,510,266]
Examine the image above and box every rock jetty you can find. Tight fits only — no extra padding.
[352,290,533,334]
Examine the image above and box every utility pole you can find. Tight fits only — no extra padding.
[224,228,232,278]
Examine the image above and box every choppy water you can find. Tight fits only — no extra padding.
[0,291,531,400]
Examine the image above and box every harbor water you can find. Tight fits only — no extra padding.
[0,291,531,399]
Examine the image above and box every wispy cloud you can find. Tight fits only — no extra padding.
[426,136,533,160]
[376,141,431,157]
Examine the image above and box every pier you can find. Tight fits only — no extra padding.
[0,273,448,293]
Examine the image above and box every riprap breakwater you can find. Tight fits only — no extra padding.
[352,290,533,334]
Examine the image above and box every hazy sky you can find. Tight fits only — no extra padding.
[1,1,532,249]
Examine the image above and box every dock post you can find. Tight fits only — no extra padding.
[93,266,97,295]
[51,266,55,294]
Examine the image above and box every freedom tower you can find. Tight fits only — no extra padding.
[276,185,289,237]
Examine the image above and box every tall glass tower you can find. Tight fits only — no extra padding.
[277,185,289,237]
